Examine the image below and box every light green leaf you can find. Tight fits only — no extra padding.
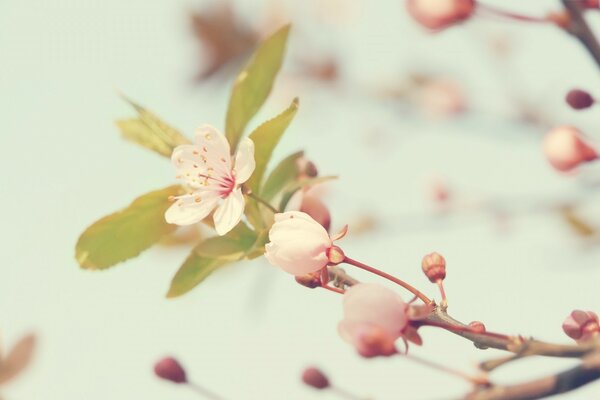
[117,96,190,157]
[279,176,337,211]
[75,185,183,270]
[247,98,299,193]
[225,24,291,150]
[166,222,259,298]
[261,151,304,201]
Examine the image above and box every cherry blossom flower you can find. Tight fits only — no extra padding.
[542,126,597,172]
[338,283,408,357]
[406,0,475,31]
[264,211,347,275]
[165,125,255,235]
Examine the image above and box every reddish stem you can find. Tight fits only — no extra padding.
[477,3,551,23]
[419,320,512,342]
[343,257,431,304]
[321,284,345,295]
[402,353,489,386]
[436,280,447,308]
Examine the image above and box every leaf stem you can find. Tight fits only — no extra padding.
[245,191,279,213]
[343,257,431,304]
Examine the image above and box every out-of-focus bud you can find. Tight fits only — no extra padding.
[566,89,595,110]
[562,310,600,342]
[154,357,187,384]
[406,0,475,31]
[300,194,331,232]
[296,157,319,179]
[418,78,465,118]
[468,321,486,333]
[582,0,599,9]
[302,367,330,389]
[421,252,446,283]
[543,126,598,172]
[546,11,570,29]
[295,273,321,289]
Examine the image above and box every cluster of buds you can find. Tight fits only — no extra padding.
[562,310,600,343]
[422,252,448,308]
[543,126,598,172]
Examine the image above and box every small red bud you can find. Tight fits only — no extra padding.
[154,357,187,384]
[468,321,486,333]
[295,273,321,289]
[302,367,330,389]
[327,246,345,265]
[421,252,446,283]
[566,89,595,110]
[304,161,319,178]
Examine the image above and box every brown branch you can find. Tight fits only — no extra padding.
[562,0,600,69]
[466,352,600,400]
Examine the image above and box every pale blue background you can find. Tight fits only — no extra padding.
[2,0,600,399]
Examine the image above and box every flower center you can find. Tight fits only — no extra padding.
[217,174,236,198]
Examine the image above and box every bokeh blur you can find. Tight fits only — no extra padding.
[2,0,600,398]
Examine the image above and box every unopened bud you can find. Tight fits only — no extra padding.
[300,195,331,232]
[468,321,486,333]
[327,246,345,265]
[562,310,600,342]
[295,273,321,289]
[304,161,318,178]
[421,252,446,283]
[566,89,595,110]
[543,126,598,172]
[302,367,330,389]
[154,357,187,384]
[406,0,475,30]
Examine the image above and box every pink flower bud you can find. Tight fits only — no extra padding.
[154,357,187,384]
[566,89,595,110]
[300,194,331,232]
[421,252,446,283]
[265,212,345,275]
[543,126,597,172]
[468,321,486,333]
[338,283,407,357]
[406,0,475,30]
[562,310,600,342]
[301,367,330,389]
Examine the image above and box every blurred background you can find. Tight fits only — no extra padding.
[2,0,600,398]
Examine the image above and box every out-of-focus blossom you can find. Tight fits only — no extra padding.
[562,310,599,342]
[302,367,330,389]
[542,126,597,172]
[265,212,347,275]
[418,78,466,118]
[406,0,475,30]
[428,176,452,205]
[565,89,595,110]
[154,357,187,384]
[190,4,258,80]
[166,125,255,235]
[338,283,407,357]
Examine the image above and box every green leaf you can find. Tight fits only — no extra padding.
[225,24,291,150]
[246,98,299,193]
[166,222,259,298]
[261,151,304,201]
[117,96,190,157]
[75,185,183,270]
[279,176,337,211]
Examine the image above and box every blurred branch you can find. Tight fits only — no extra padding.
[563,0,600,69]
[327,267,600,399]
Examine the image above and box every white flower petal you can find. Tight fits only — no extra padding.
[194,125,232,177]
[165,193,219,226]
[233,137,256,184]
[213,188,245,235]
